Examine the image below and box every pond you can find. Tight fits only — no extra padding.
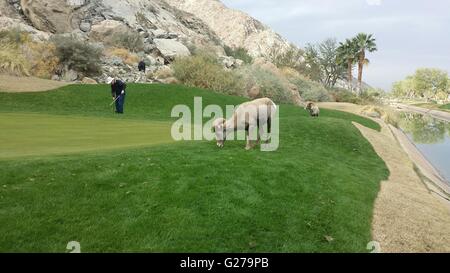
[397,112,450,183]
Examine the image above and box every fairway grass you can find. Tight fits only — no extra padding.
[0,83,388,252]
[0,113,173,159]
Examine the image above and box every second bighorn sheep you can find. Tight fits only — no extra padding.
[305,102,320,117]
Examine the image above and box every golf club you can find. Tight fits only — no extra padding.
[110,95,121,106]
[110,95,121,114]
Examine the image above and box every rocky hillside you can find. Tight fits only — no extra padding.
[0,0,301,84]
[165,0,294,58]
[2,0,298,57]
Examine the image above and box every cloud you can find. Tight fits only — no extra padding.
[366,0,382,5]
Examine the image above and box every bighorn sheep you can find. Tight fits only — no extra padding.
[213,98,277,150]
[305,102,320,117]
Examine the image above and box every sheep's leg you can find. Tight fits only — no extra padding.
[258,125,266,145]
[264,117,272,144]
[246,125,257,150]
[245,130,252,150]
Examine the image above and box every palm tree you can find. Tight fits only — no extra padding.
[337,39,358,92]
[353,33,377,94]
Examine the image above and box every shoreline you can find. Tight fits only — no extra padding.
[319,102,450,252]
[391,102,450,122]
[388,125,450,198]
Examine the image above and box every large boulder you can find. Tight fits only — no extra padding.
[154,39,190,60]
[0,17,50,41]
[89,20,129,43]
[82,77,98,84]
[19,0,85,33]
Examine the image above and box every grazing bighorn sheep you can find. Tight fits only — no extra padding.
[305,102,320,117]
[213,98,277,150]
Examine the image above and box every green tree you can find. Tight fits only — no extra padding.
[305,38,346,88]
[413,68,448,100]
[353,33,377,94]
[337,38,358,92]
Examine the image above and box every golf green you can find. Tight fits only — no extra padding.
[0,112,174,159]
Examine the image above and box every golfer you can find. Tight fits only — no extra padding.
[107,77,127,114]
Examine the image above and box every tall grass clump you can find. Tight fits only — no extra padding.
[172,52,245,96]
[0,29,30,76]
[0,45,30,76]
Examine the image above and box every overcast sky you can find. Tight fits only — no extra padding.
[221,0,450,90]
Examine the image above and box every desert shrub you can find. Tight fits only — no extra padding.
[154,67,173,79]
[361,105,400,127]
[238,65,292,103]
[329,88,360,103]
[299,81,331,102]
[22,41,59,79]
[0,29,59,78]
[105,47,139,66]
[172,52,245,96]
[51,35,102,75]
[268,44,305,72]
[280,68,330,102]
[224,45,253,64]
[0,45,30,76]
[0,28,31,48]
[112,31,144,52]
[0,29,31,76]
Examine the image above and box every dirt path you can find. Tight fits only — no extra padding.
[0,75,69,92]
[319,102,450,252]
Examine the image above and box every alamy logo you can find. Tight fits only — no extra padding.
[170,97,279,151]
[66,241,81,253]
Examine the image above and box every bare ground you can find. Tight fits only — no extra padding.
[319,102,450,253]
[0,75,69,92]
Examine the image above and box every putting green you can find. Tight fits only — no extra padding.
[0,113,174,159]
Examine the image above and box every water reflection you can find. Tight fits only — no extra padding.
[397,112,450,183]
[398,113,450,144]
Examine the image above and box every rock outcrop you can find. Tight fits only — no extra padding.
[164,0,298,58]
[8,0,299,59]
[1,0,307,101]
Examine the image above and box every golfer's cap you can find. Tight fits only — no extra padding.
[106,77,114,84]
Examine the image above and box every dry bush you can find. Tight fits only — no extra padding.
[280,67,330,102]
[51,34,102,76]
[0,29,31,76]
[172,52,245,96]
[105,47,139,66]
[0,45,30,76]
[238,65,293,103]
[113,31,144,52]
[0,29,59,78]
[22,41,59,79]
[154,66,173,79]
[0,28,31,48]
[361,105,400,127]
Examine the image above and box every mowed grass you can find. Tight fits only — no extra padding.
[0,113,173,158]
[439,103,450,111]
[0,84,388,252]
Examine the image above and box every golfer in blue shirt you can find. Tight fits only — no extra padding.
[107,77,126,114]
